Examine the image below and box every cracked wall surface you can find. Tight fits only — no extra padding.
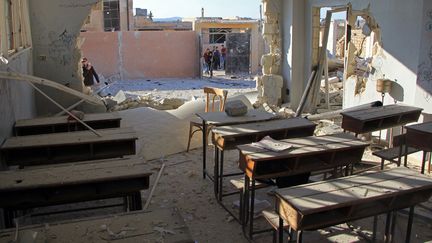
[29,0,101,115]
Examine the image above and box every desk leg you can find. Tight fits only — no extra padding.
[390,211,397,243]
[372,215,378,242]
[242,176,250,234]
[249,178,256,239]
[297,230,303,243]
[202,121,207,179]
[405,206,415,243]
[278,215,284,243]
[384,212,392,243]
[214,147,219,199]
[404,145,409,167]
[421,151,427,174]
[218,150,224,202]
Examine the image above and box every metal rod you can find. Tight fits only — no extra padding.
[27,81,102,137]
[143,163,166,210]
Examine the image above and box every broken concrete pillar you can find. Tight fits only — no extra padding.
[255,0,283,108]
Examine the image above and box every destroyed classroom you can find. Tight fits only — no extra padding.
[0,0,432,242]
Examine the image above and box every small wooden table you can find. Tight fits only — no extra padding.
[1,127,137,167]
[196,109,276,179]
[341,104,422,135]
[14,112,121,136]
[0,158,151,228]
[211,118,316,202]
[405,121,432,173]
[0,208,193,242]
[237,133,369,239]
[274,167,432,242]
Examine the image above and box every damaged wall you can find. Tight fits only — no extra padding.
[28,0,100,115]
[0,49,36,144]
[282,0,430,116]
[80,31,199,79]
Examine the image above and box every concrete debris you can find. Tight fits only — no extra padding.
[112,90,127,104]
[314,119,344,136]
[224,100,248,117]
[111,95,186,111]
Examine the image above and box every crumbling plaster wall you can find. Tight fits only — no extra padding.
[282,0,428,114]
[0,49,35,144]
[28,0,99,115]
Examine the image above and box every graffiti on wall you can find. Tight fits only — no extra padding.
[417,9,432,103]
[48,29,76,66]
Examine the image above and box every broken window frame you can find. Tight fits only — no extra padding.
[209,28,231,44]
[103,0,121,32]
[0,0,32,57]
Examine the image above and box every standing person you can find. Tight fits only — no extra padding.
[220,44,227,70]
[213,47,221,70]
[207,49,214,77]
[203,48,211,75]
[82,57,100,87]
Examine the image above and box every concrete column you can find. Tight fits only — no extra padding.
[281,0,306,108]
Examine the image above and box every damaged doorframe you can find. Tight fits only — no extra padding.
[296,6,347,116]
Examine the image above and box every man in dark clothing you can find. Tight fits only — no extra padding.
[213,47,221,70]
[206,49,214,77]
[220,45,227,70]
[82,57,100,87]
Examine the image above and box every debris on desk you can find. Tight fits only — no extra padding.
[252,136,293,152]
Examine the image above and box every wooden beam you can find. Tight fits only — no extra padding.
[0,70,102,105]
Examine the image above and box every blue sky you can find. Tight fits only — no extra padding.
[133,0,262,18]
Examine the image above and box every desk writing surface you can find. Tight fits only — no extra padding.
[212,117,315,138]
[238,133,368,161]
[14,112,121,127]
[405,121,432,152]
[0,209,193,243]
[0,158,150,191]
[341,104,422,121]
[276,167,432,214]
[406,121,432,134]
[1,127,137,149]
[196,109,276,125]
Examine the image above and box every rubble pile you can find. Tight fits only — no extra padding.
[104,93,186,112]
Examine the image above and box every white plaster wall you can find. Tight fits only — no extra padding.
[0,48,36,144]
[341,0,423,109]
[281,0,306,106]
[28,0,99,115]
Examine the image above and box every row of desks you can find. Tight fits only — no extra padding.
[0,158,150,227]
[197,105,431,241]
[0,113,151,231]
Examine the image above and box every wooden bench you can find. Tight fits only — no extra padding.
[0,127,137,167]
[0,208,193,242]
[0,158,151,227]
[273,167,432,242]
[372,134,420,169]
[14,112,121,136]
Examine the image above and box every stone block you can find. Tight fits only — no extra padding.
[225,100,248,117]
[263,1,279,15]
[263,23,278,35]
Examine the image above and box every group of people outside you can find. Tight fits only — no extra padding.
[203,45,227,77]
